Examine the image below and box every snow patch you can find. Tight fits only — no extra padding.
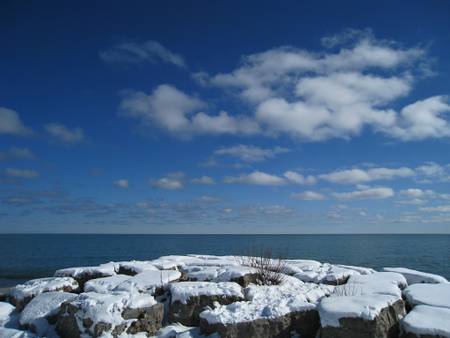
[403,283,450,309]
[170,282,243,304]
[84,275,131,293]
[383,267,448,285]
[9,277,78,303]
[114,270,181,293]
[402,305,450,338]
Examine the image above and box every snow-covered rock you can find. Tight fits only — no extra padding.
[19,291,77,336]
[84,274,131,293]
[9,277,79,310]
[114,270,181,294]
[401,305,450,338]
[0,302,18,328]
[181,266,221,281]
[382,267,448,285]
[348,272,407,289]
[318,294,405,338]
[116,261,160,275]
[56,291,163,337]
[0,327,37,338]
[403,283,450,309]
[294,263,361,285]
[169,282,244,325]
[54,264,116,286]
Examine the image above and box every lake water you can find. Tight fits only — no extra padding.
[0,234,449,287]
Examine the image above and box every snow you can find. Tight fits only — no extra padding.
[284,259,322,275]
[402,305,450,338]
[383,267,448,285]
[84,274,131,293]
[348,272,407,289]
[55,264,116,279]
[0,327,37,338]
[150,255,237,270]
[114,270,181,293]
[334,272,406,297]
[318,294,400,327]
[19,292,77,336]
[154,323,218,338]
[117,261,160,274]
[294,263,359,284]
[215,266,257,282]
[403,283,450,309]
[0,302,16,327]
[170,282,243,304]
[68,291,157,335]
[181,266,220,281]
[9,277,78,302]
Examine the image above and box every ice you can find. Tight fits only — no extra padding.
[402,305,450,338]
[383,267,448,285]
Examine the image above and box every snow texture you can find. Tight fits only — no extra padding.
[383,267,448,285]
[114,270,181,293]
[403,283,450,308]
[401,305,450,338]
[170,282,243,304]
[9,277,78,302]
[84,275,131,293]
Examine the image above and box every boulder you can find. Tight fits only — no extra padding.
[56,291,163,337]
[169,282,244,325]
[0,301,18,328]
[116,260,159,276]
[383,267,448,285]
[83,275,131,293]
[318,294,405,338]
[9,277,79,310]
[54,264,116,288]
[401,305,450,338]
[113,269,181,295]
[403,283,450,309]
[19,291,77,336]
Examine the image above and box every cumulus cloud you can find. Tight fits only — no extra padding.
[333,186,395,200]
[420,205,450,213]
[150,172,184,190]
[4,168,39,179]
[191,176,215,185]
[320,167,415,184]
[120,84,259,137]
[0,147,35,161]
[400,188,434,198]
[214,144,289,162]
[113,179,129,188]
[0,107,32,136]
[224,171,286,186]
[283,171,317,185]
[44,123,84,143]
[100,40,186,68]
[291,191,326,200]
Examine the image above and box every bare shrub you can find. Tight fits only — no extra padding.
[236,248,287,286]
[331,283,363,297]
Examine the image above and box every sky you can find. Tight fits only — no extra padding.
[1,0,450,234]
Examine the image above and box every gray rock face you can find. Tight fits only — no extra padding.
[56,300,164,338]
[230,273,259,287]
[199,309,319,338]
[318,299,405,338]
[169,294,243,326]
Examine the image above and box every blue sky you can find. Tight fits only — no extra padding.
[1,0,450,233]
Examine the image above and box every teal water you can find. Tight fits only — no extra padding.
[0,234,449,287]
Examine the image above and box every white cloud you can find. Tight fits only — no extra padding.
[224,171,286,186]
[120,84,259,137]
[114,179,129,189]
[333,186,394,200]
[320,167,415,184]
[283,171,317,185]
[197,195,221,203]
[214,145,289,162]
[44,123,84,143]
[191,176,215,185]
[420,205,450,213]
[291,191,326,200]
[100,40,186,68]
[0,107,32,136]
[400,188,434,198]
[416,162,446,177]
[150,172,184,190]
[0,147,35,161]
[4,168,39,179]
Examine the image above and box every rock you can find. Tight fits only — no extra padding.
[294,263,359,285]
[19,291,77,336]
[9,277,79,310]
[114,269,181,295]
[169,282,244,325]
[403,283,450,309]
[116,260,159,276]
[348,272,408,290]
[0,301,18,328]
[199,307,319,338]
[54,264,116,288]
[83,274,131,293]
[383,267,448,285]
[56,291,163,337]
[0,287,11,302]
[400,305,450,338]
[318,294,405,338]
[0,327,37,338]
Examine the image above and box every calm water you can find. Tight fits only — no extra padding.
[0,234,449,287]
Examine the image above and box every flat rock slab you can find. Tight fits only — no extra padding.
[318,295,405,338]
[19,291,77,336]
[383,267,448,285]
[403,283,450,309]
[113,270,181,294]
[9,277,79,310]
[401,305,450,338]
[169,282,244,325]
